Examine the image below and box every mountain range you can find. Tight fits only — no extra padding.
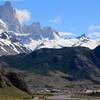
[0,1,100,97]
[0,1,100,56]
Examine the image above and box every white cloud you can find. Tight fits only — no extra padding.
[59,32,75,36]
[49,14,62,25]
[88,24,100,32]
[15,9,31,24]
[88,32,100,39]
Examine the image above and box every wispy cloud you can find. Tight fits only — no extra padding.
[88,24,100,32]
[15,9,31,24]
[88,24,100,39]
[59,32,75,38]
[49,14,62,25]
[87,32,100,39]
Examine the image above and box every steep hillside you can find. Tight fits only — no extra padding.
[0,67,31,99]
[0,46,100,83]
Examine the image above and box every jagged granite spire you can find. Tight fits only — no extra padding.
[5,1,12,7]
[0,1,22,33]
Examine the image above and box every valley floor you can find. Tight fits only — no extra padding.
[46,95,100,100]
[31,96,100,100]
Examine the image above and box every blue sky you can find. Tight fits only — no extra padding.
[0,0,100,38]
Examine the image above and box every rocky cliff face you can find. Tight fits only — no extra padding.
[0,65,31,94]
[0,1,22,33]
[22,21,59,40]
[0,1,59,39]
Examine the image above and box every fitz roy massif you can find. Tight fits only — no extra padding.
[0,1,100,100]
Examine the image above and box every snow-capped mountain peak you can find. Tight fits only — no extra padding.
[0,1,22,33]
[76,33,89,42]
[0,31,30,56]
[0,2,100,56]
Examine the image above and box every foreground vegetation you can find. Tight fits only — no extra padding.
[0,86,31,100]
